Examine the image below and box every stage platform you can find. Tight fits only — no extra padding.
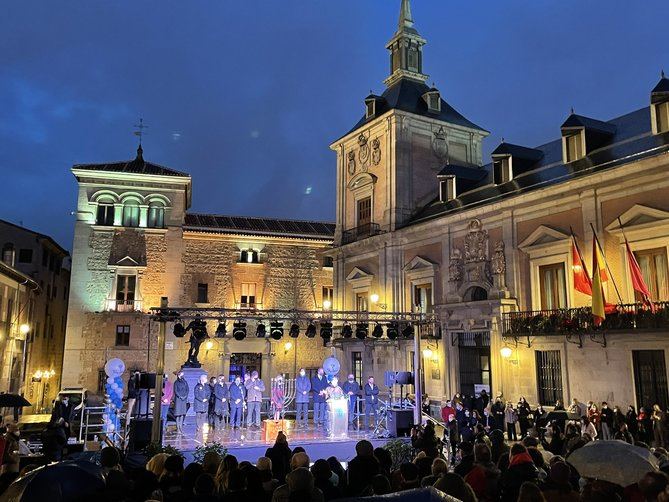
[162,419,399,463]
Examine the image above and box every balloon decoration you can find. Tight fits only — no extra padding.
[103,358,126,437]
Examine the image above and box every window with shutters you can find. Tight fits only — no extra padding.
[535,350,563,406]
[115,325,130,346]
[413,284,433,313]
[493,157,512,184]
[357,197,372,227]
[565,132,584,162]
[115,275,136,312]
[240,283,256,308]
[655,101,669,134]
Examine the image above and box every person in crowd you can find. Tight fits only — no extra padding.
[499,443,539,502]
[398,462,420,491]
[257,457,280,500]
[347,440,380,496]
[371,474,392,495]
[492,397,506,432]
[202,451,222,477]
[224,468,248,502]
[638,471,669,502]
[373,447,393,479]
[271,453,316,502]
[446,413,460,463]
[411,422,440,458]
[540,460,579,502]
[265,431,292,484]
[41,417,67,462]
[554,400,565,411]
[1,423,21,475]
[568,398,585,417]
[342,373,360,428]
[229,375,244,429]
[311,459,341,501]
[654,404,666,447]
[245,371,265,429]
[51,394,75,437]
[541,424,566,456]
[194,374,211,433]
[581,415,597,439]
[215,454,239,494]
[454,441,475,478]
[441,399,456,424]
[147,452,170,478]
[489,428,509,464]
[465,443,500,502]
[434,472,478,502]
[614,422,635,444]
[213,374,229,430]
[588,403,601,436]
[534,405,546,436]
[207,376,218,429]
[638,406,653,444]
[311,368,328,427]
[476,389,490,415]
[627,404,639,439]
[192,473,218,502]
[160,454,185,501]
[482,407,495,432]
[173,370,189,434]
[505,401,518,441]
[126,371,140,427]
[517,481,546,502]
[363,376,379,431]
[272,375,286,421]
[460,409,475,443]
[517,397,532,438]
[421,457,448,487]
[161,373,174,434]
[295,368,311,428]
[328,455,347,491]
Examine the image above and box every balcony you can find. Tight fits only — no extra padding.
[342,223,382,245]
[106,299,143,312]
[502,302,669,345]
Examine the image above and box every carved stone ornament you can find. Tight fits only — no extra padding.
[371,138,381,165]
[464,219,488,264]
[358,133,370,167]
[347,151,356,176]
[491,241,506,275]
[432,126,449,162]
[448,248,463,283]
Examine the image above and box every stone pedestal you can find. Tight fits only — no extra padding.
[181,367,209,417]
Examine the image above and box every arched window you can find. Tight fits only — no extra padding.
[96,200,115,226]
[463,286,488,302]
[2,243,15,267]
[147,201,165,228]
[122,200,140,227]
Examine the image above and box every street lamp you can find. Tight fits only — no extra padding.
[500,345,513,359]
[283,341,292,354]
[422,348,433,359]
[369,293,387,310]
[19,324,30,335]
[322,300,331,310]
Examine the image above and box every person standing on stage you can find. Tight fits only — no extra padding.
[364,376,380,430]
[207,376,217,429]
[126,371,140,427]
[194,374,211,432]
[161,373,173,435]
[271,375,286,421]
[214,374,230,429]
[245,370,265,429]
[229,376,244,429]
[295,368,311,428]
[173,370,189,434]
[311,368,328,427]
[342,374,360,428]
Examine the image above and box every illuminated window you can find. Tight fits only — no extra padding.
[539,263,567,310]
[241,283,256,308]
[439,176,456,202]
[115,275,136,311]
[413,284,433,313]
[634,248,669,301]
[239,249,259,263]
[2,243,15,267]
[147,202,165,228]
[122,201,140,227]
[115,325,130,346]
[356,293,369,312]
[322,286,333,305]
[493,157,512,184]
[656,101,669,134]
[565,132,583,162]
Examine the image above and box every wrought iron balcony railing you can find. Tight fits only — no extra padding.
[106,299,142,312]
[342,223,382,245]
[502,302,669,338]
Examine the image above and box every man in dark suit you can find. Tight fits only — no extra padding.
[342,374,361,427]
[311,368,328,426]
[52,395,75,437]
[364,376,379,430]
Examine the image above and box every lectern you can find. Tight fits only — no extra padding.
[327,399,348,438]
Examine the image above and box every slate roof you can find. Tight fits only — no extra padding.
[409,106,669,225]
[73,147,189,178]
[0,219,69,257]
[342,78,487,139]
[184,213,335,240]
[561,114,617,135]
[652,76,669,94]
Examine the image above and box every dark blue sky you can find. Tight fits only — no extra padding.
[1,1,666,251]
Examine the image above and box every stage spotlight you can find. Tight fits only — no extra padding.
[305,322,317,338]
[289,323,300,338]
[255,323,267,338]
[355,323,368,339]
[372,323,383,338]
[215,320,227,338]
[402,323,414,339]
[320,321,333,340]
[232,321,247,340]
[173,321,185,338]
[341,323,353,338]
[270,321,283,340]
[386,322,399,340]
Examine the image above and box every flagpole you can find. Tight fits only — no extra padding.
[589,222,624,304]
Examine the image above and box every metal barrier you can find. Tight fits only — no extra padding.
[78,406,125,447]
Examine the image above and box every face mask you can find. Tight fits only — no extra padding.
[348,378,353,382]
[300,371,305,377]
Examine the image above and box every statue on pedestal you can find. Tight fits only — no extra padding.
[184,315,208,368]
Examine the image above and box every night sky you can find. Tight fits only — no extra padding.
[1,1,666,252]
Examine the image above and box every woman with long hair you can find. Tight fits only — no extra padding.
[215,454,239,494]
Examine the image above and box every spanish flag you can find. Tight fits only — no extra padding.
[592,239,607,325]
[571,236,592,296]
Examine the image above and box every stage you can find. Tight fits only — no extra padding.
[162,419,398,463]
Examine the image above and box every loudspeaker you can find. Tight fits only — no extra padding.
[384,371,397,387]
[387,408,414,437]
[128,418,157,451]
[394,371,413,385]
[139,372,156,389]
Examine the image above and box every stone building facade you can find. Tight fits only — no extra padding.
[63,146,335,392]
[1,220,70,411]
[329,0,669,410]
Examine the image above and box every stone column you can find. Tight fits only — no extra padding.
[113,204,123,226]
[139,205,149,228]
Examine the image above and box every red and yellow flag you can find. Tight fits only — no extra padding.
[625,240,655,311]
[571,236,592,296]
[591,239,607,325]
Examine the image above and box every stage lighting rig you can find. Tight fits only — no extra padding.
[320,321,333,340]
[232,321,247,340]
[255,323,267,338]
[270,321,283,340]
[355,323,368,339]
[386,322,399,340]
[289,323,300,338]
[341,323,353,338]
[402,323,414,339]
[372,322,383,338]
[305,322,317,338]
[173,321,185,338]
[215,320,227,338]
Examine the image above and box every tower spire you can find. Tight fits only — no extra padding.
[384,0,428,87]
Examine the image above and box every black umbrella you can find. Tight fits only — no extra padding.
[0,394,31,408]
[0,460,106,502]
[543,410,581,423]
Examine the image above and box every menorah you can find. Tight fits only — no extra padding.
[271,375,296,420]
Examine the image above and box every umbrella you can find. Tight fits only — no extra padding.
[0,394,31,408]
[338,487,460,502]
[567,440,659,487]
[0,460,105,502]
[543,410,581,423]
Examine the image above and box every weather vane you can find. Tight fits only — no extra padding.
[133,118,148,145]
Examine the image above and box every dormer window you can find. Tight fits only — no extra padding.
[423,88,441,113]
[493,156,512,184]
[439,175,456,202]
[564,131,584,163]
[655,100,669,134]
[651,73,669,135]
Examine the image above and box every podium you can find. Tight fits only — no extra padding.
[263,419,293,442]
[327,399,348,438]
